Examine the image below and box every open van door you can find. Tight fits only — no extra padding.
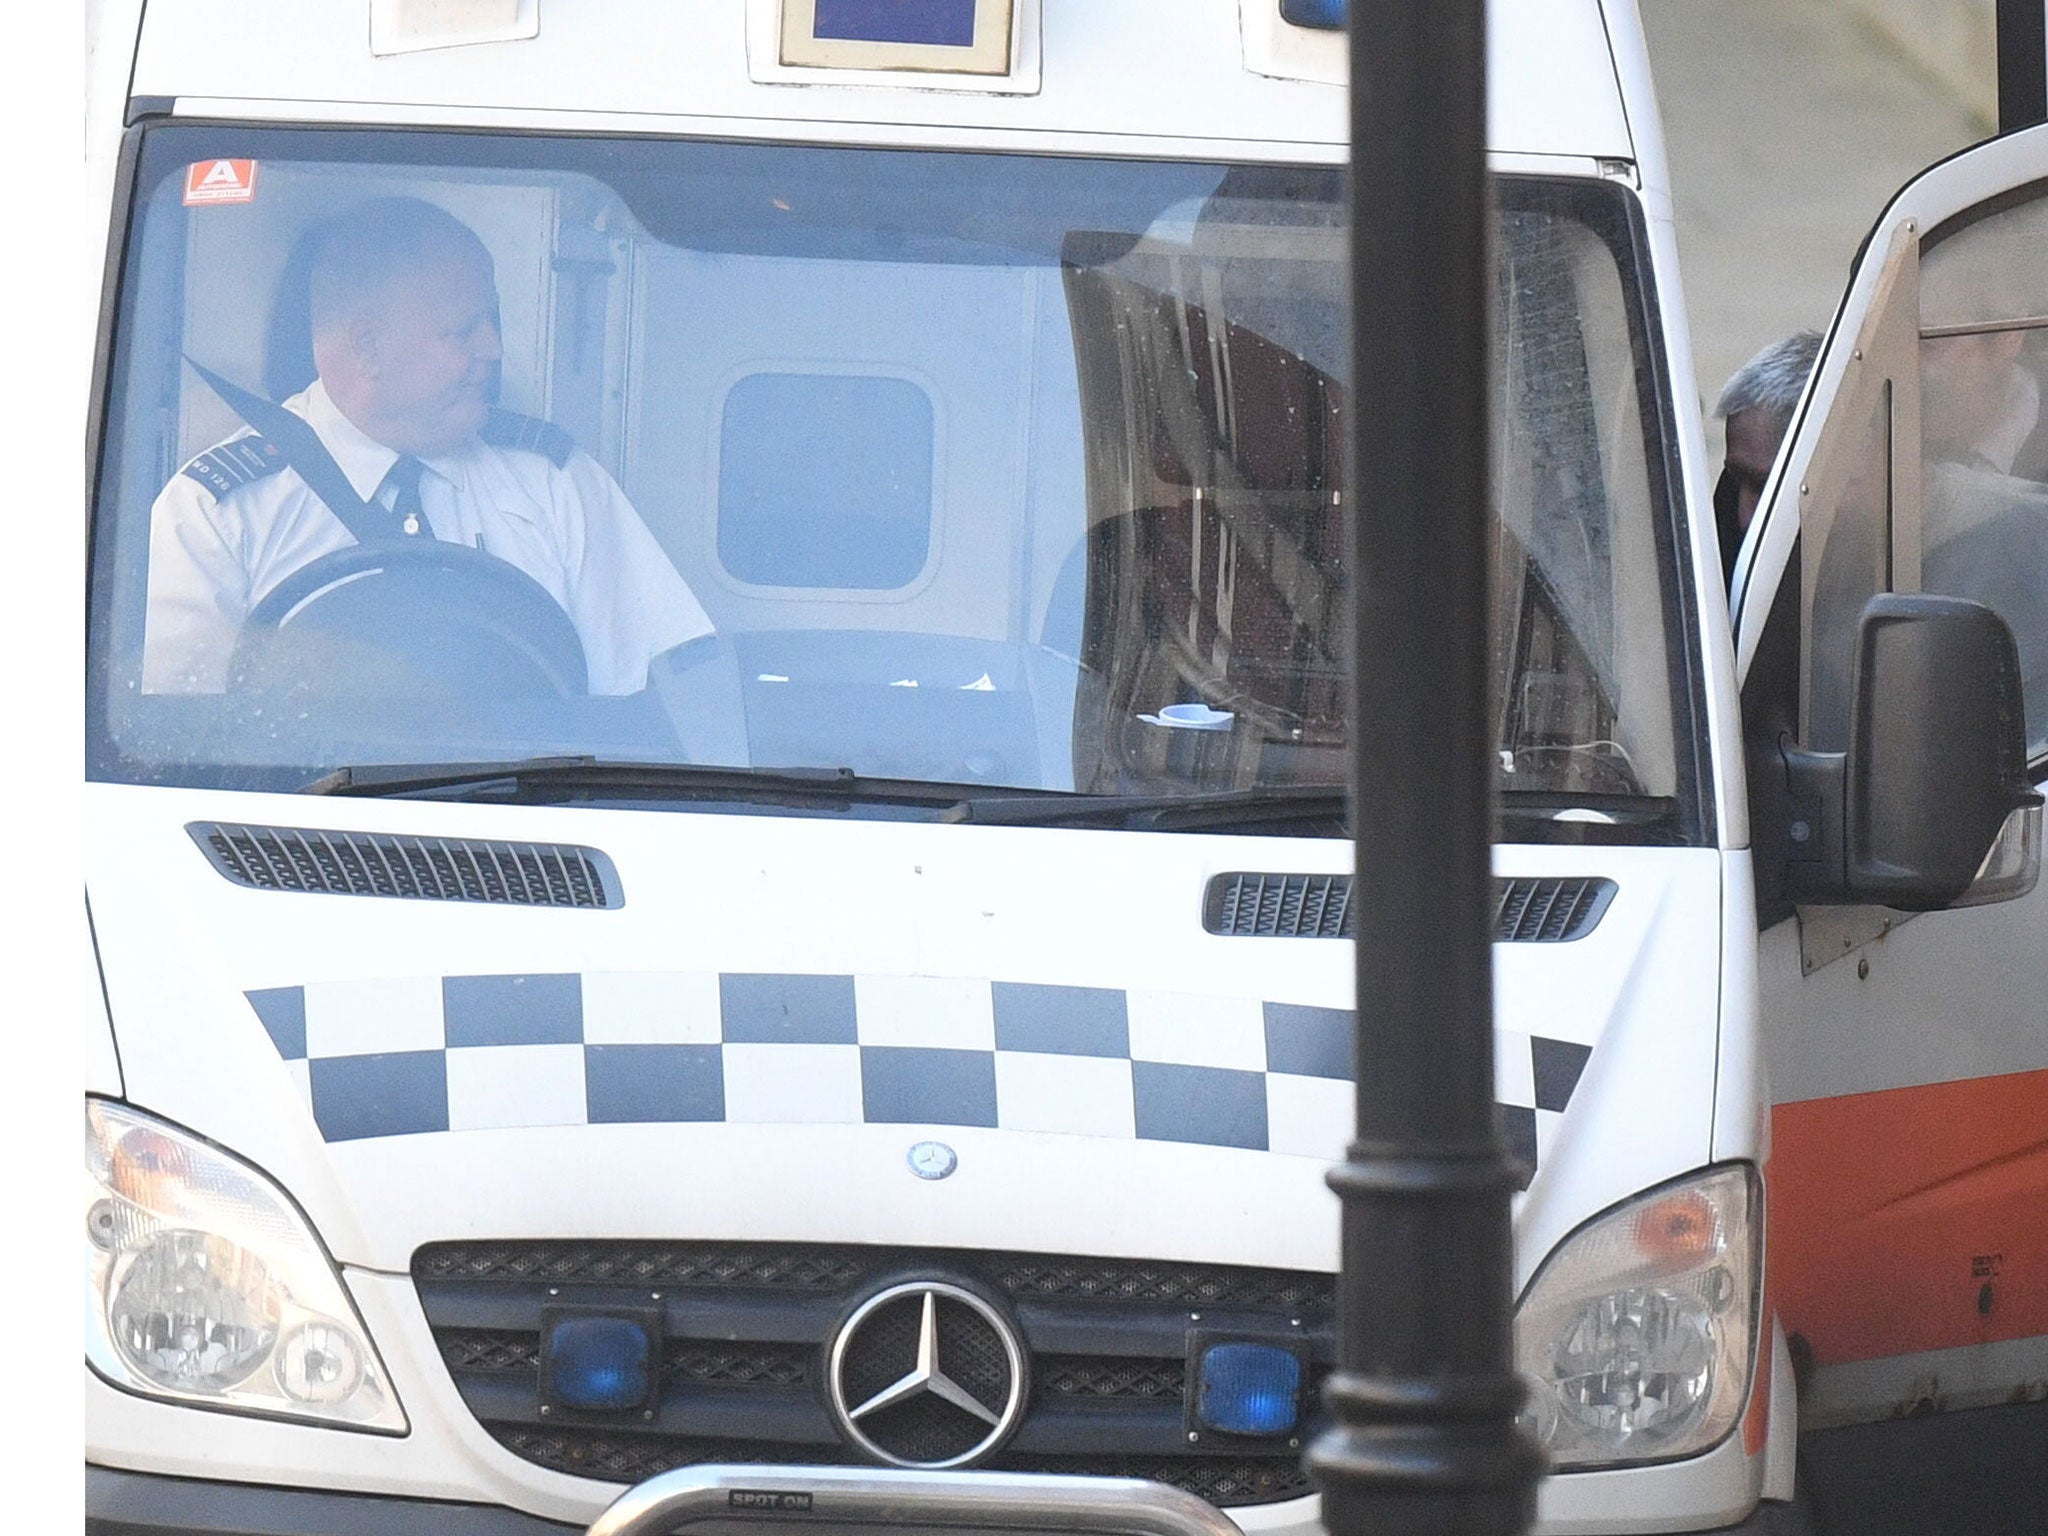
[1732,120,2048,1507]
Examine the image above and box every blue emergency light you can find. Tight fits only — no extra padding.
[813,0,978,47]
[542,1315,655,1413]
[1279,0,1347,29]
[1196,1342,1304,1437]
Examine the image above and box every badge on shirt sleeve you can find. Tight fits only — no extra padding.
[184,160,260,206]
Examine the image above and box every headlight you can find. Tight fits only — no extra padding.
[1514,1165,1758,1470]
[84,1099,406,1432]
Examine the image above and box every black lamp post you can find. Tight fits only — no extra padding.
[1998,0,2047,132]
[1305,3,1545,1534]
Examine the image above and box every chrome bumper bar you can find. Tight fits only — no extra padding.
[587,1465,1250,1536]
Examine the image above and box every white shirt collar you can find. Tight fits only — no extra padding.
[294,379,469,501]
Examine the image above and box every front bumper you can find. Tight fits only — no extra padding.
[86,1466,580,1536]
[88,1463,1808,1536]
[88,1465,1247,1536]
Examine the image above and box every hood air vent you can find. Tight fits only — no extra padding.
[1205,873,1614,943]
[189,823,621,909]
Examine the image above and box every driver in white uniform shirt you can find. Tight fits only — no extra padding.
[144,196,711,695]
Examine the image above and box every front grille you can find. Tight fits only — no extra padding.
[1041,1357,1186,1400]
[673,1344,810,1388]
[419,1242,1332,1508]
[438,1331,811,1387]
[419,1242,1331,1311]
[995,1256,1328,1310]
[1205,872,1616,942]
[417,1241,863,1289]
[440,1330,541,1374]
[1018,1454,1315,1505]
[489,1427,1313,1505]
[189,822,621,908]
[491,1427,823,1483]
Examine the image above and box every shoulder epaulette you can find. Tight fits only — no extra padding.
[179,435,289,499]
[481,408,576,469]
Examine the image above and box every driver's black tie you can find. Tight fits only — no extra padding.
[379,455,431,539]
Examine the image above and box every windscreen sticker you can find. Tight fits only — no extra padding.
[245,974,1588,1168]
[183,159,259,206]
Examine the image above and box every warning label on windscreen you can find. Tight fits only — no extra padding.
[184,160,259,205]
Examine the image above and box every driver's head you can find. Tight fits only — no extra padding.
[309,198,504,456]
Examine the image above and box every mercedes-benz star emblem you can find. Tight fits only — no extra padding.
[827,1281,1027,1469]
[907,1141,957,1180]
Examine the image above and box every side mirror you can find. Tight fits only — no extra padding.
[1782,594,2042,910]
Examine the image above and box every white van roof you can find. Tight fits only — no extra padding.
[130,0,1636,161]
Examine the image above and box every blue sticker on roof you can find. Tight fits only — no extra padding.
[814,0,977,47]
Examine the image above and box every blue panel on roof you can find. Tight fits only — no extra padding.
[814,0,978,46]
[1279,0,1347,30]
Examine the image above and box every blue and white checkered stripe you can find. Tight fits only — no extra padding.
[244,974,1589,1163]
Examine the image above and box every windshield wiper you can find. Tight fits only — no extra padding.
[304,756,988,811]
[946,783,1348,832]
[305,756,1349,832]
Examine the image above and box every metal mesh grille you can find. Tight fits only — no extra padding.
[490,1428,849,1484]
[490,1427,1309,1506]
[1040,1357,1186,1400]
[995,1257,1331,1311]
[858,1393,993,1465]
[1205,872,1616,943]
[416,1242,866,1290]
[838,1296,927,1406]
[189,822,617,908]
[672,1344,810,1388]
[426,1244,1331,1509]
[1002,1453,1314,1506]
[932,1300,1013,1415]
[438,1331,810,1387]
[418,1243,1330,1311]
[439,1330,541,1374]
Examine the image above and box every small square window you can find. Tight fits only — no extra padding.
[814,0,977,47]
[718,372,935,590]
[778,0,1016,76]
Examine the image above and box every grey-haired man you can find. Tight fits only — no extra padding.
[1713,329,1822,583]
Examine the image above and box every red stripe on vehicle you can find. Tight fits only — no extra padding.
[1770,1069,2048,1366]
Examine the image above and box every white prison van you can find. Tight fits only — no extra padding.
[80,4,2047,1536]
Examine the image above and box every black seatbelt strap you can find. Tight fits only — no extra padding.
[183,357,397,546]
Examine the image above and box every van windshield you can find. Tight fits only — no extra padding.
[91,126,1699,839]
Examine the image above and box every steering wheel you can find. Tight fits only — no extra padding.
[232,540,588,701]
